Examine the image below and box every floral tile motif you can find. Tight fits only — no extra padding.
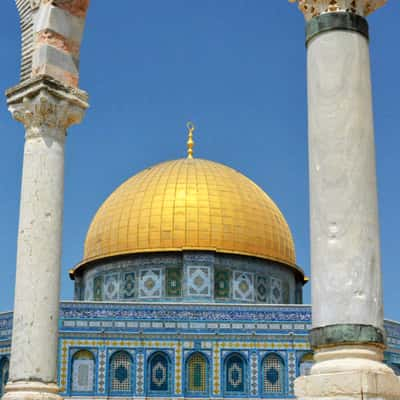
[139,269,162,298]
[233,271,254,302]
[256,275,269,303]
[104,274,119,301]
[271,277,282,304]
[187,266,211,297]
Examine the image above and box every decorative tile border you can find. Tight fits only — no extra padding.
[98,348,106,393]
[250,352,258,395]
[60,302,312,323]
[175,342,182,394]
[287,352,296,395]
[213,342,220,395]
[136,352,144,394]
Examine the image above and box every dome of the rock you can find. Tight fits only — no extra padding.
[74,157,296,275]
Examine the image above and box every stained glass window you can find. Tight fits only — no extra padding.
[225,354,246,393]
[149,352,169,392]
[110,351,132,393]
[262,354,284,394]
[123,272,136,299]
[166,268,182,297]
[71,350,95,393]
[0,358,9,397]
[93,276,103,301]
[187,352,208,394]
[215,269,230,298]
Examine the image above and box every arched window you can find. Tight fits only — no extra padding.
[0,358,9,397]
[148,352,170,393]
[224,353,247,394]
[186,352,208,395]
[109,351,133,394]
[71,350,95,393]
[262,354,285,395]
[299,353,314,377]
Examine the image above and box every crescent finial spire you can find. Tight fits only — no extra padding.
[187,122,195,159]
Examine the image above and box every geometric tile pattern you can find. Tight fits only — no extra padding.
[98,349,106,393]
[139,269,162,298]
[136,352,144,394]
[225,354,245,393]
[104,274,119,301]
[110,351,132,393]
[175,342,182,394]
[187,352,207,393]
[262,354,283,393]
[250,352,258,395]
[77,258,298,303]
[288,352,296,395]
[214,269,230,298]
[149,353,169,392]
[256,275,269,303]
[233,272,254,302]
[213,343,220,395]
[60,343,68,391]
[271,277,282,304]
[187,266,211,297]
[58,335,316,399]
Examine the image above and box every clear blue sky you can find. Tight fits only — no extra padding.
[0,1,399,319]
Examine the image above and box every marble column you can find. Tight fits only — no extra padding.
[289,1,400,399]
[3,79,87,400]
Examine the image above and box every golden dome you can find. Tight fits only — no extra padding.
[75,158,296,274]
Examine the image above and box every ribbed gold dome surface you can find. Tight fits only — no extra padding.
[80,158,296,269]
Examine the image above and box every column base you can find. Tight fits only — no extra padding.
[295,345,400,400]
[3,381,62,400]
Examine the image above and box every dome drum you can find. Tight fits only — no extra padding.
[73,251,304,304]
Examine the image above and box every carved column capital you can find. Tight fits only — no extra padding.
[9,89,85,141]
[289,0,386,21]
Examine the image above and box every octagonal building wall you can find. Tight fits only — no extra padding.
[73,251,303,304]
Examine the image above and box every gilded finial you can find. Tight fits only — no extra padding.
[187,122,195,159]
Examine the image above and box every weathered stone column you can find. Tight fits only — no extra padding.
[3,1,90,399]
[3,78,88,400]
[289,0,400,398]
